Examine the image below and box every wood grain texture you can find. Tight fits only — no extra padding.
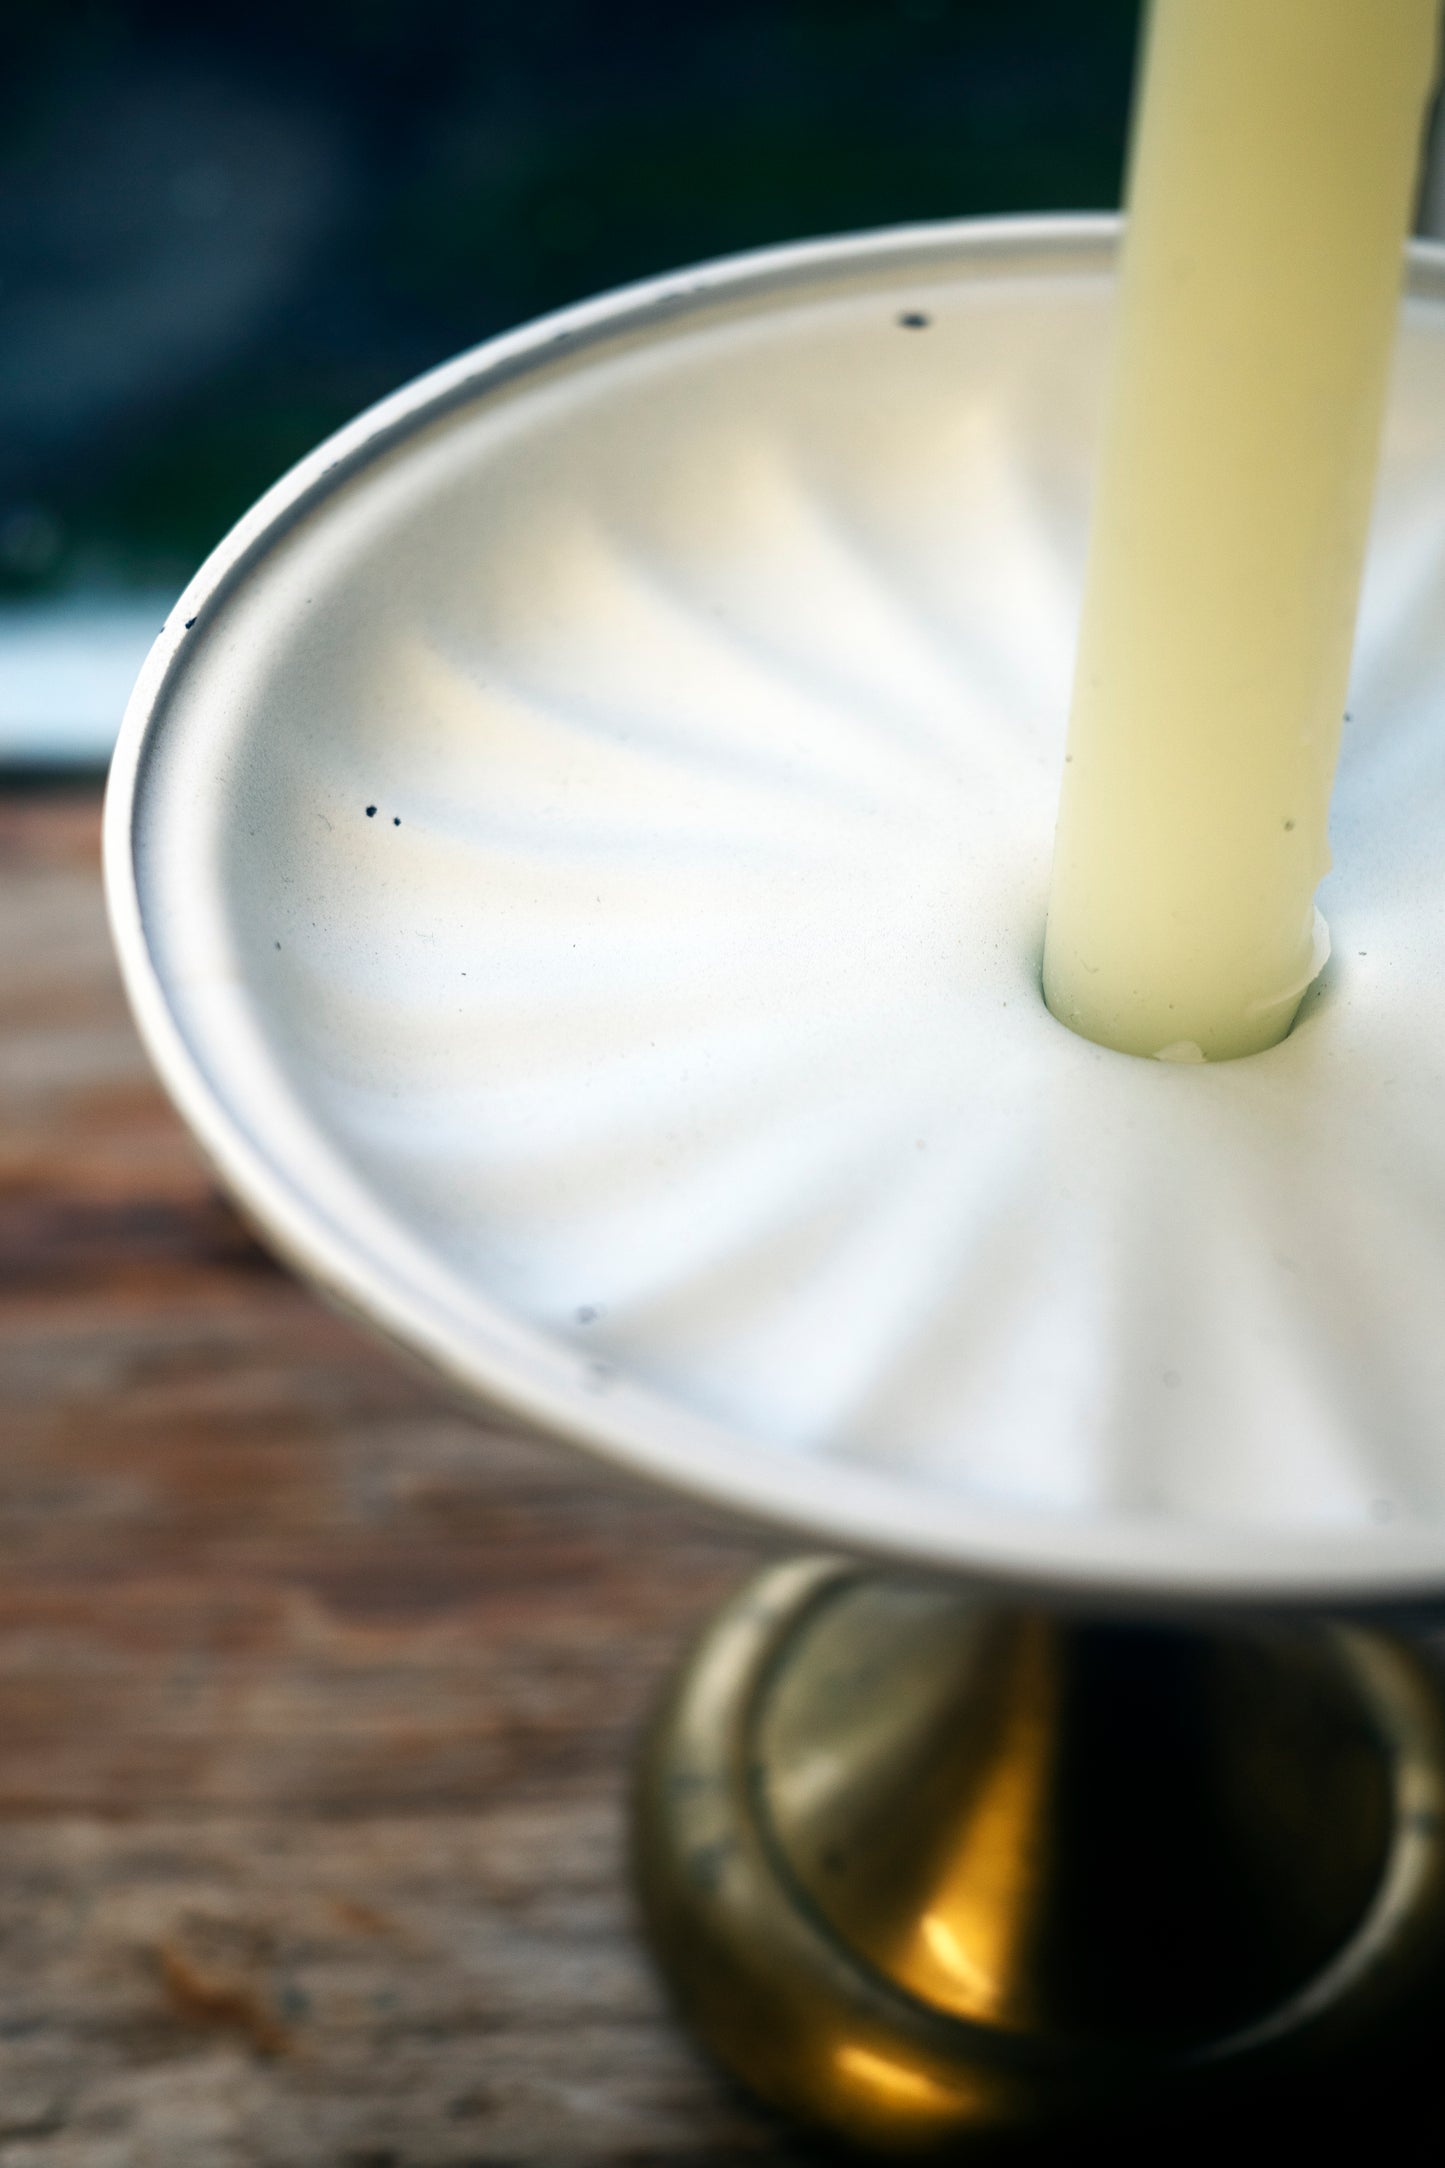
[0,789,808,2167]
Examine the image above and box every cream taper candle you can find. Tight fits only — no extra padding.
[1043,0,1439,1063]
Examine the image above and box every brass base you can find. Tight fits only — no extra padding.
[635,1559,1445,2153]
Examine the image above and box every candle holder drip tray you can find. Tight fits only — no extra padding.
[104,219,1445,2147]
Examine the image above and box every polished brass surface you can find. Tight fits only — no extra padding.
[635,1560,1445,2151]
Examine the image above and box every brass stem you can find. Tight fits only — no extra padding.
[637,1561,1445,2151]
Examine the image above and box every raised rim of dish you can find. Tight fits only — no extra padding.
[104,214,1445,1612]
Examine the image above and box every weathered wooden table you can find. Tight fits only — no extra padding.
[0,788,805,2165]
[4,788,1442,2168]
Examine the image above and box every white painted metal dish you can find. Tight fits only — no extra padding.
[105,217,1445,1604]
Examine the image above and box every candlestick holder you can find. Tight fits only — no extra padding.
[105,217,1445,2148]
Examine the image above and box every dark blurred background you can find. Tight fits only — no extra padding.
[2,1,1145,594]
[1,0,1146,759]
